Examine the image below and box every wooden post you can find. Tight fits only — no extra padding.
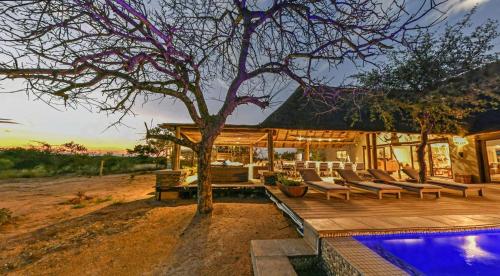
[267,130,274,172]
[382,146,387,171]
[372,133,378,169]
[428,144,434,176]
[476,139,489,183]
[304,141,310,161]
[249,145,254,164]
[366,134,372,169]
[99,160,105,176]
[410,145,414,168]
[173,126,181,170]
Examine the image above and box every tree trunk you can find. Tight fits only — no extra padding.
[196,137,215,214]
[416,128,429,183]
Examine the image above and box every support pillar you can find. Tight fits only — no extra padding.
[267,130,274,172]
[173,126,181,170]
[304,141,310,161]
[428,144,434,176]
[249,145,254,164]
[366,134,372,169]
[372,133,378,169]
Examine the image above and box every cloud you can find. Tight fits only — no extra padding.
[445,0,491,13]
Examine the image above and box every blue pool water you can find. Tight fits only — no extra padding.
[355,230,500,276]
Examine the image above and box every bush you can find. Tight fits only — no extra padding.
[0,208,13,226]
[0,147,166,179]
[0,158,14,170]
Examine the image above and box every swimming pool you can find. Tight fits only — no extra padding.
[355,229,500,276]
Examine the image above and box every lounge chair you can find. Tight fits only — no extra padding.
[368,169,441,199]
[299,169,350,200]
[294,161,305,177]
[331,162,341,177]
[402,167,485,197]
[319,162,330,176]
[307,162,317,170]
[337,169,402,199]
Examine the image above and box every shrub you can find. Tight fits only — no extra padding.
[0,158,14,170]
[277,174,302,186]
[0,208,13,226]
[0,147,165,179]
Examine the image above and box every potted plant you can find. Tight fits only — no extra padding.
[276,174,308,198]
[262,171,277,186]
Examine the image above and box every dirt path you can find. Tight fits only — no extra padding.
[0,175,298,275]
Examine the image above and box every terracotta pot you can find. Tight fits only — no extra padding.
[277,181,308,197]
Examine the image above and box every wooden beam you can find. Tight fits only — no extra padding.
[254,133,269,143]
[269,140,355,145]
[366,134,372,169]
[372,133,378,169]
[267,130,274,172]
[173,126,181,170]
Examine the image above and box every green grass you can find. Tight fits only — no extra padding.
[94,195,113,204]
[71,204,86,209]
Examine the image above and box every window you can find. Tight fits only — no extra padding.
[336,150,348,161]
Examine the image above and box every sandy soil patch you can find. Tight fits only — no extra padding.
[0,174,298,275]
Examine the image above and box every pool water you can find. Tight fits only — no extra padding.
[355,230,500,276]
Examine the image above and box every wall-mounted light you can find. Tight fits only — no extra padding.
[453,136,468,158]
[452,136,469,147]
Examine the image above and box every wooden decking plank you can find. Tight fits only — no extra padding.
[266,184,500,235]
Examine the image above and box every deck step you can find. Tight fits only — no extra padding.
[250,239,316,276]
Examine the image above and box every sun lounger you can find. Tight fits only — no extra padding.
[319,162,330,176]
[299,169,350,200]
[337,169,402,199]
[402,167,485,197]
[368,169,441,199]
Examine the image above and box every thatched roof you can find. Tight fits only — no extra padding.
[261,62,500,134]
[467,109,500,134]
[260,87,418,133]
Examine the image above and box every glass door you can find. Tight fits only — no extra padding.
[429,142,452,178]
[485,139,500,182]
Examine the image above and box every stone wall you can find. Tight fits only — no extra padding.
[320,239,362,276]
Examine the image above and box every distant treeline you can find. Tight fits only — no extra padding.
[0,145,166,179]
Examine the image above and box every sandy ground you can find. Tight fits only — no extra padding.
[0,174,298,275]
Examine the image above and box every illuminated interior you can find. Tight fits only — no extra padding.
[485,139,500,182]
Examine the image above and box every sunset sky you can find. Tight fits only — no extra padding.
[0,0,499,153]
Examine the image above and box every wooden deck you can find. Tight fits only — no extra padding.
[266,184,500,219]
[266,184,500,236]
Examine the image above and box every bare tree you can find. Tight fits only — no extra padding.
[0,0,444,214]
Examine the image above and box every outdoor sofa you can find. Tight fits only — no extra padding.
[368,169,442,199]
[337,169,402,199]
[402,167,485,197]
[299,169,350,200]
